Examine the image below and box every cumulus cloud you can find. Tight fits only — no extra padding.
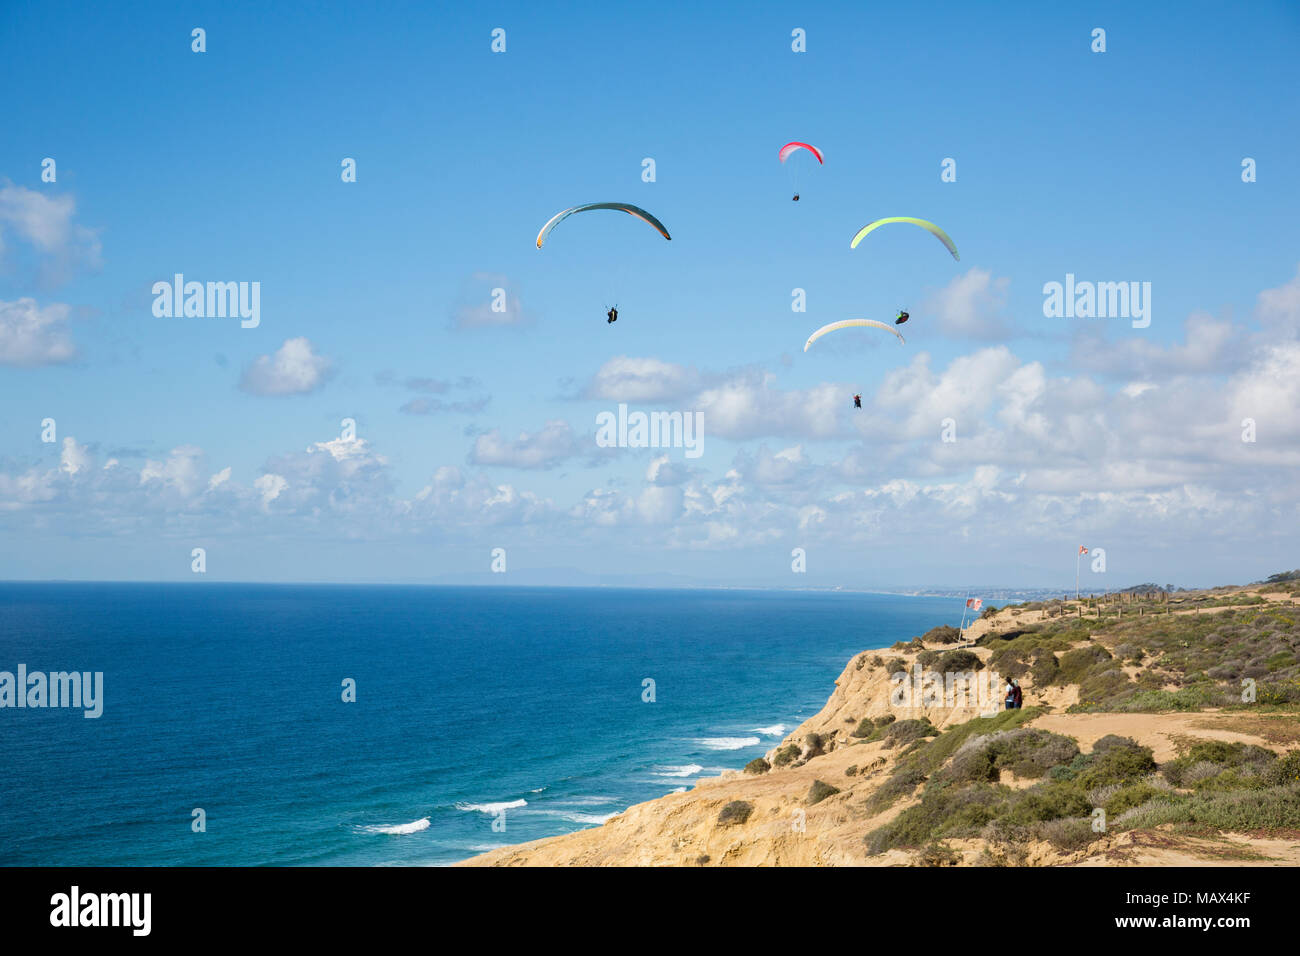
[1256,264,1300,336]
[584,356,702,402]
[923,268,1013,339]
[140,445,208,497]
[59,437,90,476]
[3,267,1299,571]
[0,182,102,284]
[239,337,334,396]
[0,298,76,366]
[469,420,577,469]
[1069,312,1246,379]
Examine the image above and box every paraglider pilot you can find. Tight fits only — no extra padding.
[607,306,618,324]
[895,310,909,325]
[792,193,800,202]
[853,394,862,409]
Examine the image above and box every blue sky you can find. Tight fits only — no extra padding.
[2,0,1298,587]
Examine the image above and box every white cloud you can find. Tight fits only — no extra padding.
[585,356,701,402]
[3,267,1300,571]
[0,298,76,366]
[239,337,334,396]
[923,268,1012,339]
[254,473,288,510]
[140,445,208,497]
[60,437,89,476]
[0,182,102,284]
[469,420,577,469]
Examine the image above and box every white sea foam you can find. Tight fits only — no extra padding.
[553,795,618,806]
[751,724,787,736]
[456,799,527,814]
[532,808,622,825]
[653,764,704,777]
[359,817,430,835]
[695,736,761,750]
[560,811,620,825]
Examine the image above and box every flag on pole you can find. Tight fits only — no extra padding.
[1079,545,1088,555]
[966,598,982,610]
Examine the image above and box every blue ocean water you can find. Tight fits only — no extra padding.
[0,583,961,866]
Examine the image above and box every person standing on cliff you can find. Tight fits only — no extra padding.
[1011,679,1023,709]
[1004,678,1016,710]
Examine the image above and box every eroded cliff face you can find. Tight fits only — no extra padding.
[459,596,1300,867]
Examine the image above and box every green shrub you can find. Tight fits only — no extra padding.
[1116,784,1300,832]
[1093,734,1141,754]
[1035,817,1098,851]
[744,757,770,775]
[1104,782,1163,816]
[922,625,963,645]
[1264,751,1300,787]
[882,718,938,748]
[990,647,1030,679]
[1193,769,1267,793]
[1002,782,1092,825]
[1057,645,1113,685]
[935,729,1079,788]
[1031,651,1059,686]
[1087,685,1228,713]
[936,649,984,674]
[917,842,961,866]
[807,780,841,805]
[993,729,1080,779]
[865,764,928,813]
[716,801,753,826]
[1164,741,1277,786]
[1076,742,1157,790]
[866,782,1008,852]
[772,744,800,767]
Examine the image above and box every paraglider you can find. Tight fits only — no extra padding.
[779,142,823,201]
[536,203,669,326]
[535,202,672,249]
[895,310,910,325]
[803,319,906,352]
[850,217,960,261]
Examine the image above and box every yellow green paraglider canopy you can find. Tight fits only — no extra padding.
[803,319,906,351]
[850,217,959,260]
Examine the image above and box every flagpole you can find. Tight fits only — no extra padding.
[959,592,970,641]
[1075,550,1081,600]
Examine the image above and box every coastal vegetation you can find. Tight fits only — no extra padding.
[465,576,1300,867]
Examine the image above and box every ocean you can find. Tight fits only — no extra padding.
[0,583,961,866]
